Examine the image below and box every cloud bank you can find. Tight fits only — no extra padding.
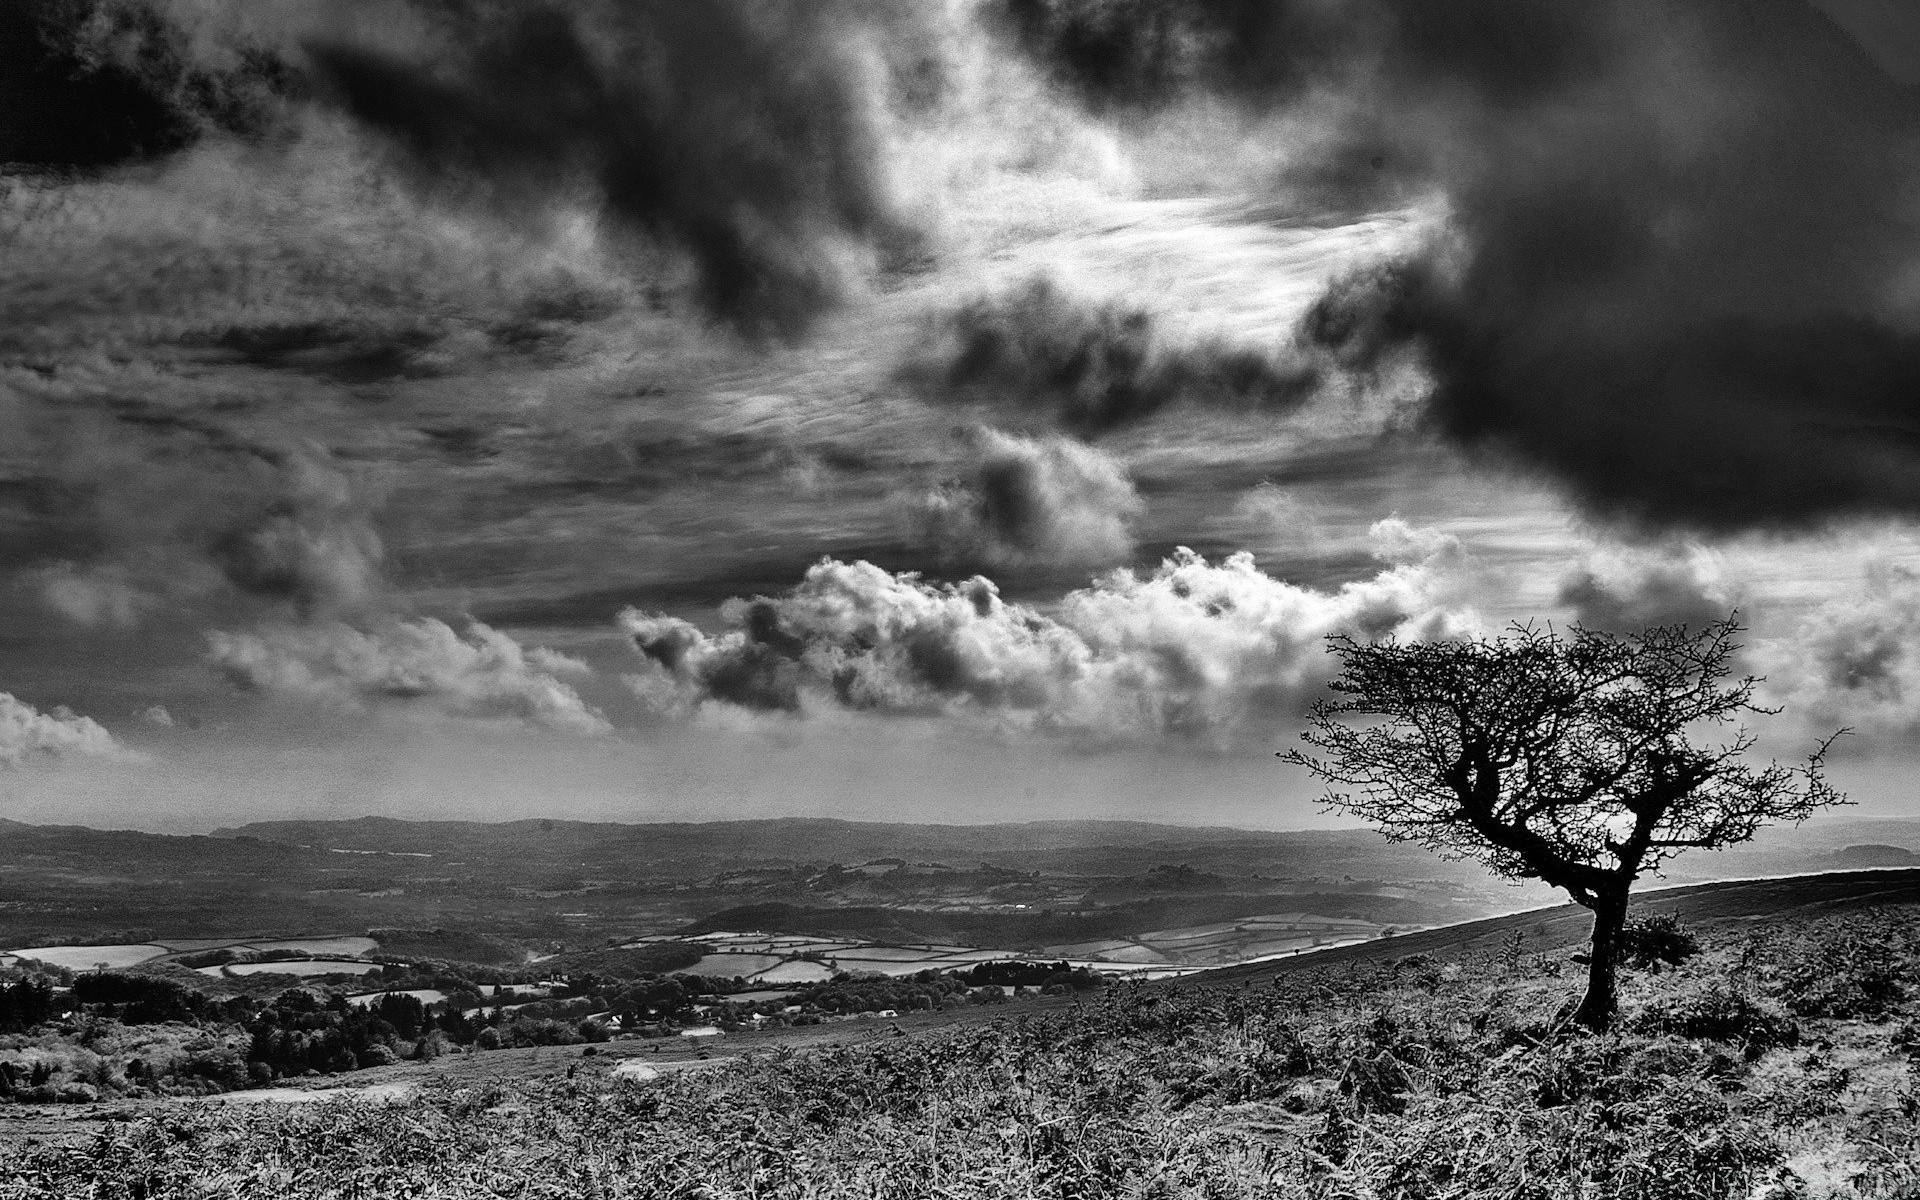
[1002,0,1920,531]
[305,0,925,337]
[0,694,122,767]
[621,539,1478,749]
[904,277,1318,435]
[208,617,609,734]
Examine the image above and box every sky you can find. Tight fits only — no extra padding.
[4,0,1920,833]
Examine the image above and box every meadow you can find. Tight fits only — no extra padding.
[6,902,1919,1198]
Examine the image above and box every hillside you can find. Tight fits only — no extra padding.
[6,868,1920,1197]
[1187,867,1920,990]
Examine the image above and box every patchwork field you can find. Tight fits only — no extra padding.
[242,937,379,957]
[345,989,447,1008]
[6,945,168,971]
[196,960,383,978]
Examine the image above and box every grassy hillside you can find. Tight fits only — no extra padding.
[1188,868,1920,989]
[6,873,1920,1197]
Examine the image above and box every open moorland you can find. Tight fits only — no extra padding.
[7,868,1920,1196]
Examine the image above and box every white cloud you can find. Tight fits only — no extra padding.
[0,694,123,767]
[622,540,1481,750]
[1760,561,1920,744]
[916,428,1142,567]
[208,617,609,735]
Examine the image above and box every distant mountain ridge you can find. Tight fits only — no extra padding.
[210,815,1394,863]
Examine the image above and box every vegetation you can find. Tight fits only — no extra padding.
[0,952,1107,1103]
[8,906,1920,1197]
[1284,617,1843,1028]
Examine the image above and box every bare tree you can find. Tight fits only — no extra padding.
[1281,617,1844,1030]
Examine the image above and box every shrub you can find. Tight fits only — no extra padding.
[1630,980,1799,1058]
[1618,914,1701,971]
[1774,916,1918,1018]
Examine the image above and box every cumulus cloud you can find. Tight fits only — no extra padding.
[0,694,123,767]
[1556,546,1737,635]
[903,277,1319,435]
[1366,514,1460,567]
[1763,562,1920,743]
[620,541,1480,749]
[208,617,609,734]
[1002,0,1920,531]
[916,428,1143,568]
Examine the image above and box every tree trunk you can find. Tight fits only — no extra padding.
[1573,892,1629,1031]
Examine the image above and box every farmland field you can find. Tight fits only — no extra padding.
[197,960,383,977]
[8,944,167,970]
[751,960,834,983]
[242,936,379,957]
[828,956,960,977]
[345,989,447,1008]
[686,953,784,977]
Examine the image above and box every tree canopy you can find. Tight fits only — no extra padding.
[1282,616,1843,1027]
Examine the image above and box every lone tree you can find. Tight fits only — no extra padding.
[1281,617,1844,1030]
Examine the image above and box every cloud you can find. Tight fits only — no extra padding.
[1556,546,1736,634]
[902,276,1319,435]
[0,400,385,630]
[303,0,927,338]
[1760,561,1920,744]
[6,0,941,338]
[0,0,295,171]
[138,704,176,728]
[0,693,124,767]
[620,540,1480,749]
[208,617,609,734]
[1003,0,1920,532]
[916,428,1143,568]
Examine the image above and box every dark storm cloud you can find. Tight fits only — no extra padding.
[1002,0,1920,532]
[305,0,924,338]
[0,0,294,170]
[4,0,928,337]
[902,277,1319,436]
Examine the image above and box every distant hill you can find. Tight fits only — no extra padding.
[1830,843,1918,867]
[1185,867,1920,990]
[214,815,1382,864]
[8,811,1919,960]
